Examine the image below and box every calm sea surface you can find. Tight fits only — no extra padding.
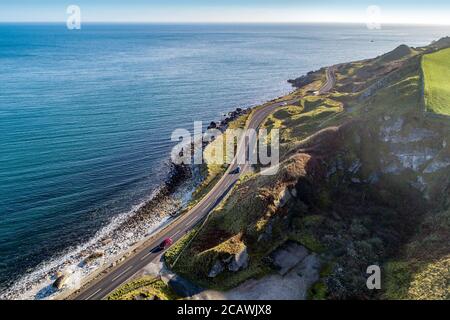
[1,23,449,291]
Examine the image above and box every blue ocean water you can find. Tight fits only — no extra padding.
[1,23,449,291]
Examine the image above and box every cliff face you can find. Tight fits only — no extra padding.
[167,40,450,299]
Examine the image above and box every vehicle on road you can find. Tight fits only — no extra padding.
[159,238,173,249]
[73,99,299,300]
[230,166,241,174]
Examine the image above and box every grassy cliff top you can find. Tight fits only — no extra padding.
[121,38,450,300]
[164,38,450,300]
[422,47,450,116]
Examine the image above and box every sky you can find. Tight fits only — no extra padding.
[1,0,450,25]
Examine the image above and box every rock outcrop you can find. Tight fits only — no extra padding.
[208,261,225,278]
[288,70,322,88]
[228,247,249,272]
[52,272,69,290]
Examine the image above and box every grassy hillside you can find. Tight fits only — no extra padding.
[422,48,450,116]
[384,206,450,300]
[122,39,450,300]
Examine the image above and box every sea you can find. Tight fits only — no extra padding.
[1,23,449,299]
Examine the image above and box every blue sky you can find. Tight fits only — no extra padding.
[1,0,450,24]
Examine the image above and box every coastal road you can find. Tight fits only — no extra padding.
[71,68,335,300]
[319,65,337,95]
[71,98,295,300]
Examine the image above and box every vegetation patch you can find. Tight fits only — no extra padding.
[165,228,199,267]
[384,208,450,300]
[163,40,450,300]
[107,276,179,300]
[308,281,328,300]
[263,96,344,144]
[422,48,450,116]
[186,113,250,210]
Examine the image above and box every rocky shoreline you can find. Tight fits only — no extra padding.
[0,106,251,300]
[207,107,251,131]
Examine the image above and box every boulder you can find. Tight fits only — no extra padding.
[208,260,224,278]
[228,247,249,272]
[101,238,113,246]
[257,221,273,242]
[53,273,69,290]
[83,250,104,265]
[208,121,218,129]
[133,293,147,300]
[275,187,294,208]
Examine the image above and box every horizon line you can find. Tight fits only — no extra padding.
[1,21,450,26]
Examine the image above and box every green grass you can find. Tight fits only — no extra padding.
[164,228,199,267]
[422,48,450,116]
[307,281,328,300]
[163,167,290,290]
[383,208,450,300]
[184,112,249,211]
[289,232,326,253]
[382,261,415,300]
[166,229,273,291]
[165,93,339,289]
[262,96,344,144]
[289,215,327,253]
[107,276,179,300]
[383,258,450,300]
[161,44,449,299]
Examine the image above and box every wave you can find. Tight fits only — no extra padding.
[0,162,195,300]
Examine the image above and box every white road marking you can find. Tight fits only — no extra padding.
[84,288,102,300]
[76,101,289,300]
[186,215,198,226]
[140,251,153,261]
[173,230,182,238]
[111,265,132,282]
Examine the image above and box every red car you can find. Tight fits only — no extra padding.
[159,237,173,249]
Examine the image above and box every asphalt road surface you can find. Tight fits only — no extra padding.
[319,65,337,95]
[71,99,294,300]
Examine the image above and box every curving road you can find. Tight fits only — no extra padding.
[319,65,337,95]
[71,99,294,300]
[71,68,335,300]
